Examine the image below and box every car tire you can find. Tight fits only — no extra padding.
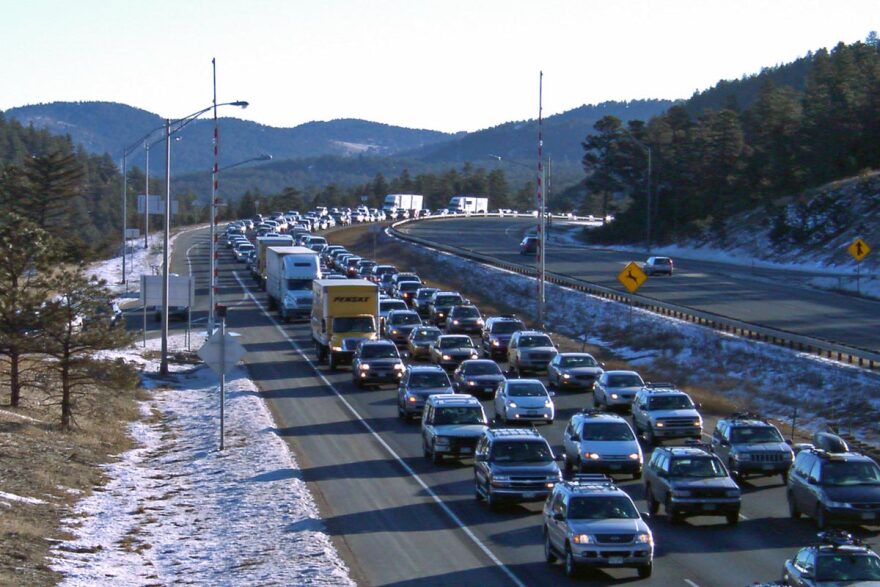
[637,563,652,578]
[780,470,789,484]
[328,352,337,371]
[666,496,681,524]
[787,492,800,519]
[424,439,431,459]
[398,402,405,420]
[564,544,578,578]
[815,505,828,530]
[563,451,573,474]
[645,427,657,446]
[726,511,739,525]
[632,471,642,481]
[474,477,483,501]
[431,441,443,465]
[485,485,498,511]
[543,529,557,563]
[646,485,659,515]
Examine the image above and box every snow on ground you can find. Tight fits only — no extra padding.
[50,332,353,586]
[0,491,47,506]
[389,228,880,444]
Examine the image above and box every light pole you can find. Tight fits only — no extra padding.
[207,153,272,335]
[159,100,249,376]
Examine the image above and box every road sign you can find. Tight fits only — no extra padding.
[198,330,246,376]
[848,238,871,262]
[618,262,648,294]
[125,228,141,239]
[137,195,179,215]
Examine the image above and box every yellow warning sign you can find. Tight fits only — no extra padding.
[618,262,648,294]
[848,238,871,262]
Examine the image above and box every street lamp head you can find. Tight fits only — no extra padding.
[232,101,249,108]
[259,153,273,161]
[488,154,503,161]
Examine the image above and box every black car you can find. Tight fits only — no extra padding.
[474,427,561,510]
[413,287,440,317]
[787,447,880,529]
[427,291,464,327]
[710,412,794,483]
[446,304,484,334]
[452,359,505,397]
[481,316,525,360]
[351,340,405,389]
[520,236,538,255]
[644,444,741,525]
[783,530,880,586]
[429,335,480,370]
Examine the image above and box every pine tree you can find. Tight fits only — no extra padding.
[21,149,85,230]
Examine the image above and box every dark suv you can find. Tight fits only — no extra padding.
[481,315,526,360]
[446,304,484,334]
[473,428,561,510]
[428,291,465,326]
[787,447,880,529]
[710,412,794,483]
[783,530,880,586]
[644,443,741,524]
[351,340,405,389]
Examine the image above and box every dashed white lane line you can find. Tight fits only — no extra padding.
[684,579,701,587]
[232,271,528,587]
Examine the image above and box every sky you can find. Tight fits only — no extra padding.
[1,0,875,134]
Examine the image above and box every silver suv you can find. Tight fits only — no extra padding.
[631,383,702,445]
[421,394,488,464]
[562,410,643,479]
[506,330,557,376]
[542,475,653,579]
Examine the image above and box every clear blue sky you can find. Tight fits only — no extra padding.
[1,0,874,133]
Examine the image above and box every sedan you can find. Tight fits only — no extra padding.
[397,366,455,421]
[407,326,444,361]
[452,360,505,397]
[429,335,481,370]
[547,352,605,391]
[493,379,555,424]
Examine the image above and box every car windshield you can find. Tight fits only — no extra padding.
[397,274,419,282]
[434,407,485,425]
[648,395,693,410]
[412,329,441,342]
[436,295,463,306]
[381,301,407,313]
[491,441,553,463]
[607,374,644,388]
[669,457,726,478]
[390,313,421,325]
[464,362,502,376]
[491,321,524,334]
[560,355,598,368]
[653,258,672,265]
[454,307,480,318]
[816,553,880,581]
[409,373,450,388]
[286,279,312,291]
[417,289,438,299]
[399,282,420,291]
[333,317,375,333]
[440,337,474,349]
[729,426,784,444]
[581,423,635,441]
[507,382,547,397]
[519,335,553,348]
[360,345,399,359]
[821,461,880,486]
[567,496,639,520]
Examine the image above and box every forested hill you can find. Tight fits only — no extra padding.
[2,102,455,173]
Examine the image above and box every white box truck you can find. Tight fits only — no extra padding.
[382,194,423,213]
[255,234,295,289]
[447,195,488,214]
[266,246,321,320]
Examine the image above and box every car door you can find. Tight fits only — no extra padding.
[802,459,824,515]
[494,385,506,419]
[790,548,815,587]
[507,334,518,366]
[475,437,490,487]
[633,393,648,432]
[711,422,730,462]
[563,420,579,464]
[547,355,559,385]
[655,453,671,504]
[422,404,434,446]
[547,492,568,551]
[397,371,409,410]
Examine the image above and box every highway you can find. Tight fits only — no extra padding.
[397,217,880,354]
[161,225,877,586]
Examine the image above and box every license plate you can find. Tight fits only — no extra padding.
[460,447,472,454]
[762,464,775,470]
[863,513,875,520]
[609,556,624,565]
[703,504,716,511]
[609,464,621,470]
[523,492,538,498]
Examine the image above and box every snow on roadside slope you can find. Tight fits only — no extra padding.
[50,332,353,586]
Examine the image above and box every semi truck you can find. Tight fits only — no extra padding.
[447,195,489,214]
[311,279,379,370]
[254,234,295,290]
[382,194,423,213]
[265,246,321,320]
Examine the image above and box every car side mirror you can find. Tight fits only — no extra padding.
[552,512,564,522]
[807,477,818,485]
[639,511,651,521]
[548,391,556,397]
[600,362,606,368]
[719,439,729,447]
[785,439,793,446]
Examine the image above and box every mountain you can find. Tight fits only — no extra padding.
[2,102,454,173]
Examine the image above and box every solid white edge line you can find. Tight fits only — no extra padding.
[684,579,701,587]
[232,271,528,587]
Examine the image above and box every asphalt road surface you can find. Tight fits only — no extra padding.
[157,226,878,587]
[398,217,880,354]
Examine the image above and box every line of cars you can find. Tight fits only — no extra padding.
[227,222,880,584]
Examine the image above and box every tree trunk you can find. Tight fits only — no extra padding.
[60,355,71,430]
[9,349,21,407]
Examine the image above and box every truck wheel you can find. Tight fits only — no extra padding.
[328,352,337,371]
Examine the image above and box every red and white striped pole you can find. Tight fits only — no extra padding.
[208,57,220,335]
[536,71,545,329]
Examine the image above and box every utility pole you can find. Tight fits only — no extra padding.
[144,141,150,250]
[536,71,546,329]
[121,154,127,285]
[160,118,171,376]
[208,57,220,335]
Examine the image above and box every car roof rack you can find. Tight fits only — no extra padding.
[487,426,541,437]
[729,411,767,422]
[568,474,617,490]
[645,382,676,390]
[816,530,864,548]
[578,408,608,417]
[681,439,712,450]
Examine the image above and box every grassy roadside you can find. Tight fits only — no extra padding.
[0,364,142,586]
[331,223,815,441]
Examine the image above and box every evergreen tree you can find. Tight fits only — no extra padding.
[21,149,85,230]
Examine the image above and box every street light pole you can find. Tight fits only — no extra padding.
[144,141,150,250]
[121,154,128,285]
[209,57,220,336]
[536,71,545,329]
[160,118,172,375]
[646,146,652,254]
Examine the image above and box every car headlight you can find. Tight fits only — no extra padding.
[562,373,571,380]
[693,419,702,427]
[824,499,851,508]
[636,532,653,545]
[655,421,665,428]
[437,312,444,317]
[467,380,476,386]
[452,320,460,325]
[491,339,500,347]
[359,364,370,370]
[610,393,619,399]
[391,329,399,335]
[784,451,794,460]
[544,399,552,407]
[586,452,601,460]
[442,354,452,361]
[571,534,592,545]
[629,453,640,460]
[331,346,343,351]
[434,437,450,446]
[507,401,517,408]
[470,351,478,357]
[476,319,484,325]
[407,396,417,403]
[393,363,404,370]
[671,489,691,498]
[726,489,740,498]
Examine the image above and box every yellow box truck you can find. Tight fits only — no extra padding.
[311,279,379,369]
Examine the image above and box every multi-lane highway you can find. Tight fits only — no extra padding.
[398,217,880,354]
[163,225,877,587]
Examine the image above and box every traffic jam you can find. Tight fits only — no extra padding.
[224,207,880,585]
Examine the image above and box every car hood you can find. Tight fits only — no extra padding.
[490,334,513,342]
[567,518,648,536]
[510,396,551,409]
[671,477,739,491]
[491,462,560,477]
[465,375,505,384]
[434,424,488,438]
[520,346,556,355]
[363,358,403,368]
[411,387,453,398]
[649,408,700,419]
[579,440,640,455]
[444,348,478,356]
[563,367,604,376]
[822,484,880,503]
[609,386,642,394]
[734,442,792,454]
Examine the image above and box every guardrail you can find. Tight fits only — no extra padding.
[389,216,880,371]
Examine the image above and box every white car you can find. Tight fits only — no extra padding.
[493,379,555,425]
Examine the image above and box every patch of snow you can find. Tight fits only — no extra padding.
[0,490,47,505]
[50,333,353,586]
[0,409,45,423]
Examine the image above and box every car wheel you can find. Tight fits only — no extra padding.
[474,477,483,501]
[815,505,828,530]
[632,470,642,481]
[787,492,800,519]
[780,470,789,484]
[646,485,659,515]
[563,451,573,474]
[637,563,653,578]
[564,544,578,578]
[543,529,557,563]
[485,485,498,511]
[431,441,443,465]
[328,352,336,371]
[398,402,405,419]
[726,511,739,525]
[666,496,681,524]
[645,427,656,446]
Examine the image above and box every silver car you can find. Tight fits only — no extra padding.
[562,411,643,479]
[507,330,558,376]
[593,370,645,411]
[493,379,555,425]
